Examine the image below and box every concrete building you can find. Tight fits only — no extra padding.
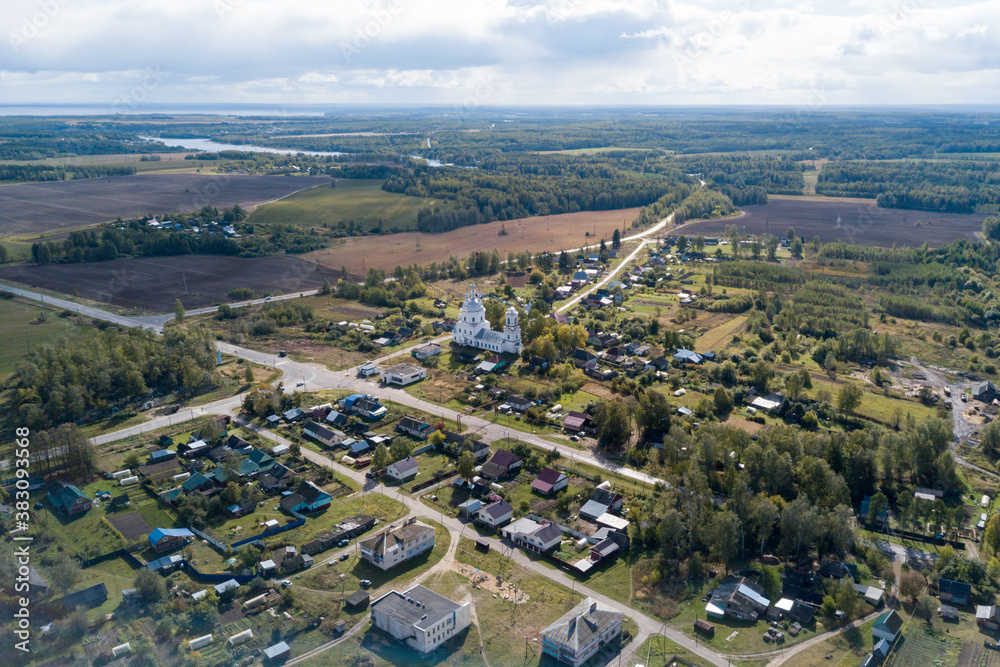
[380,363,428,387]
[370,584,472,653]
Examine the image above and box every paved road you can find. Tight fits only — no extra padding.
[0,282,170,331]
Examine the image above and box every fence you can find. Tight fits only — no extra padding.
[411,470,458,493]
[230,517,305,549]
[79,548,144,569]
[191,526,230,553]
[182,561,259,585]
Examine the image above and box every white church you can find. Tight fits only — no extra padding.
[452,285,522,355]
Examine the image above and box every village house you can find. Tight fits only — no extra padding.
[258,464,293,492]
[62,583,108,611]
[303,420,345,449]
[541,598,623,667]
[397,416,432,440]
[325,409,349,428]
[705,576,770,622]
[531,468,569,495]
[938,578,972,606]
[502,517,564,553]
[673,349,703,365]
[505,395,534,413]
[47,481,92,516]
[279,482,332,514]
[149,528,195,554]
[977,605,1000,630]
[562,411,591,434]
[480,449,523,480]
[580,487,625,522]
[343,393,387,420]
[475,499,513,528]
[386,457,419,482]
[359,520,435,571]
[873,609,903,644]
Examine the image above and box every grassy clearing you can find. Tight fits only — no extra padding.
[785,618,876,667]
[0,297,93,377]
[632,634,706,666]
[208,493,408,552]
[247,178,449,232]
[806,375,938,425]
[696,314,747,352]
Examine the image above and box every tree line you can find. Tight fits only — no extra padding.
[0,163,135,183]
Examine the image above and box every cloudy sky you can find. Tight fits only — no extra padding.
[2,0,999,109]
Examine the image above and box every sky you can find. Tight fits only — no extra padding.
[2,0,999,109]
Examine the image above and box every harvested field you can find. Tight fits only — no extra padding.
[674,197,986,247]
[246,178,448,232]
[106,511,152,542]
[303,207,642,275]
[0,255,344,312]
[0,173,330,238]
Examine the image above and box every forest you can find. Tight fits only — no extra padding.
[669,153,806,202]
[13,325,218,429]
[385,154,692,232]
[817,159,1000,213]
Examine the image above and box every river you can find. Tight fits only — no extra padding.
[142,136,448,167]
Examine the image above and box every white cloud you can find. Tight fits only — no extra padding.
[0,0,998,105]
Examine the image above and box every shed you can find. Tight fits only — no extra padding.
[694,619,715,637]
[264,640,291,662]
[346,590,370,609]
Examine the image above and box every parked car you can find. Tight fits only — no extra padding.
[338,539,350,547]
[339,554,349,562]
[281,580,293,588]
[359,579,372,589]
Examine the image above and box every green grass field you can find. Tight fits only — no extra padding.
[0,298,92,377]
[246,178,449,232]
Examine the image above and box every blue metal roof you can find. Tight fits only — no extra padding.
[149,527,194,545]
